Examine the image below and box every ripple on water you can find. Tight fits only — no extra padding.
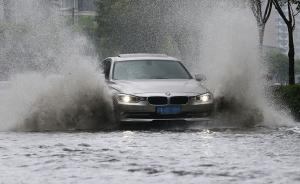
[128,167,164,175]
[285,127,300,135]
[38,145,50,149]
[62,148,83,152]
[51,154,66,158]
[24,153,37,157]
[101,148,112,151]
[78,143,91,147]
[198,164,215,167]
[171,170,204,176]
[54,143,65,147]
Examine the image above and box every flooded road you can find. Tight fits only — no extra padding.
[0,1,299,183]
[1,126,300,184]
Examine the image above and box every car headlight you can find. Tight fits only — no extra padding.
[192,93,213,103]
[117,94,145,103]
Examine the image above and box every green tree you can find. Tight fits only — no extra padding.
[94,0,245,64]
[266,50,300,82]
[95,0,130,56]
[95,0,172,56]
[272,0,300,84]
[94,0,200,60]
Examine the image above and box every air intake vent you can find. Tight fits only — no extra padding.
[148,97,168,105]
[170,96,188,104]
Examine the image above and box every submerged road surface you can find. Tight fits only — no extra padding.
[0,126,300,184]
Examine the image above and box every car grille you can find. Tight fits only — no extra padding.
[170,96,188,105]
[148,97,168,105]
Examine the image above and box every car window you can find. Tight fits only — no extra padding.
[113,60,192,80]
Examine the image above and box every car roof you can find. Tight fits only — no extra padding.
[106,53,180,62]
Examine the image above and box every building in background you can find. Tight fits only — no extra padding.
[0,0,14,23]
[52,0,96,24]
[1,0,96,23]
[59,0,96,15]
[264,7,300,58]
[276,7,300,56]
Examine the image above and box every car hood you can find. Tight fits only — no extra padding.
[109,80,208,95]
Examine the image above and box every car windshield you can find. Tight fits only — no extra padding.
[113,60,192,80]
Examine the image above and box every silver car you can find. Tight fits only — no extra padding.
[102,54,214,123]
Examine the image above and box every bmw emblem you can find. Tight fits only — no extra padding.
[165,92,171,96]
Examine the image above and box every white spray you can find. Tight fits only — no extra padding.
[195,4,293,126]
[0,0,114,131]
[166,1,294,126]
[0,0,295,131]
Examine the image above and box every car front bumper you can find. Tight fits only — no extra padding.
[121,117,212,123]
[115,102,214,123]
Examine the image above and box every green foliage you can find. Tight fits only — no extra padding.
[274,84,300,118]
[94,0,199,58]
[95,0,169,56]
[77,16,97,39]
[95,0,132,56]
[265,50,300,82]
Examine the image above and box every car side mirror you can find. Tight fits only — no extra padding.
[195,74,207,82]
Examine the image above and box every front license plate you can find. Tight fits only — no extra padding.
[156,106,181,115]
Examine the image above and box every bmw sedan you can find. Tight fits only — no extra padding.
[101,54,214,124]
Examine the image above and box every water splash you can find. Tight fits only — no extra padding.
[195,3,294,127]
[0,0,295,131]
[0,0,114,131]
[159,1,294,127]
